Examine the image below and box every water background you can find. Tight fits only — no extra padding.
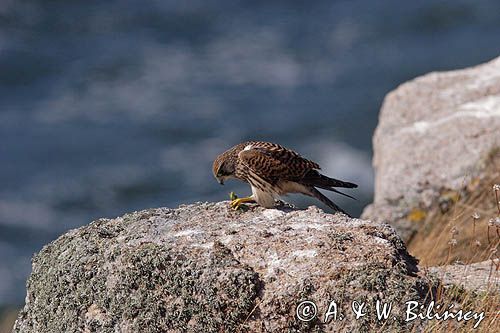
[2,0,500,307]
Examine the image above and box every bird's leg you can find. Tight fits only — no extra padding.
[230,196,255,209]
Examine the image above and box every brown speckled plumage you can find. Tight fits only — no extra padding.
[212,141,357,215]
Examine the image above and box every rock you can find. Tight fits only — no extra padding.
[363,56,500,240]
[13,202,432,332]
[429,260,500,293]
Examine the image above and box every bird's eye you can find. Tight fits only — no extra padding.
[217,170,223,177]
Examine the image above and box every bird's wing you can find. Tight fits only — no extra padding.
[237,143,319,185]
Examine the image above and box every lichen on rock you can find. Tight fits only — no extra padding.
[13,203,434,332]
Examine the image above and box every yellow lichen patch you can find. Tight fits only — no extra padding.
[407,208,427,222]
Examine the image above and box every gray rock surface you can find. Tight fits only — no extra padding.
[363,56,500,239]
[13,202,432,333]
[429,260,500,293]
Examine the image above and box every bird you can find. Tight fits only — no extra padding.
[212,141,358,215]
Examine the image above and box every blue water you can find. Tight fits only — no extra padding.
[1,0,500,306]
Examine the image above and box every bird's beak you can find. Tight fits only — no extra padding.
[217,177,224,185]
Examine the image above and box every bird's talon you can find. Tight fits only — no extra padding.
[230,199,241,209]
[230,197,253,210]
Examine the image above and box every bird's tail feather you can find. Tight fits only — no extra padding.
[308,187,351,217]
[322,187,357,200]
[301,171,357,200]
[302,171,358,189]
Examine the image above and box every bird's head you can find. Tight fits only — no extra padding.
[212,151,236,185]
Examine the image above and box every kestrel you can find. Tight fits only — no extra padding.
[212,141,357,215]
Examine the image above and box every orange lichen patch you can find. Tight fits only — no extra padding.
[407,208,427,223]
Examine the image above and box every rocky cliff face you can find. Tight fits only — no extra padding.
[13,203,431,333]
[363,56,500,241]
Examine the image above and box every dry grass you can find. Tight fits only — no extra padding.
[407,149,500,332]
[409,150,500,266]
